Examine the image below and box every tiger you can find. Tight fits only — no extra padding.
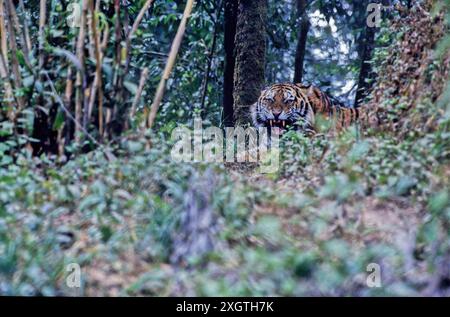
[250,83,379,135]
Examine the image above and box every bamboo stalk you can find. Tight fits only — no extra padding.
[44,71,99,147]
[108,0,122,139]
[86,0,101,59]
[4,0,25,112]
[113,0,121,65]
[101,23,109,52]
[103,0,120,141]
[87,7,95,60]
[0,51,14,119]
[124,0,155,72]
[0,0,13,118]
[46,70,116,162]
[105,107,112,138]
[129,67,149,121]
[128,0,155,41]
[38,0,46,70]
[86,9,95,123]
[63,65,74,153]
[18,0,31,53]
[89,0,104,138]
[64,67,74,114]
[8,0,29,59]
[74,0,89,143]
[57,123,64,157]
[98,26,108,137]
[147,0,195,129]
[87,78,97,120]
[0,0,8,72]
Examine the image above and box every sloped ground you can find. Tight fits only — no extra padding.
[367,1,450,136]
[0,2,449,296]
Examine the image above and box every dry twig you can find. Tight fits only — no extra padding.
[147,0,195,129]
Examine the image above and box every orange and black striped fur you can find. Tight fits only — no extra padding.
[251,83,375,135]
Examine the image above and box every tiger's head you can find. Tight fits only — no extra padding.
[250,83,314,134]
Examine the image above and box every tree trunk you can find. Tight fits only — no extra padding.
[222,0,238,126]
[354,21,377,107]
[293,0,309,83]
[233,0,267,126]
[352,0,370,61]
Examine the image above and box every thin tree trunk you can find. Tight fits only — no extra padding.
[0,0,13,119]
[147,0,196,129]
[9,0,31,66]
[38,0,46,69]
[352,0,370,62]
[233,0,267,126]
[4,0,25,112]
[222,0,238,127]
[0,53,14,120]
[0,0,7,63]
[105,0,122,140]
[124,0,155,74]
[354,20,377,107]
[75,0,88,143]
[129,67,149,123]
[64,66,74,152]
[293,0,309,83]
[88,0,104,138]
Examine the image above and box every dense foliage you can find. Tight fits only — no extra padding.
[0,0,449,296]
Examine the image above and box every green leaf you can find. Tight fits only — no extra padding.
[428,191,449,215]
[124,81,138,95]
[52,111,65,131]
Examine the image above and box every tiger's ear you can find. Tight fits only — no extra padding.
[307,85,315,96]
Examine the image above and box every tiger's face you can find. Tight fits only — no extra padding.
[251,84,314,134]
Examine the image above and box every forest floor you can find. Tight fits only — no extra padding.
[52,151,442,297]
[45,161,426,297]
